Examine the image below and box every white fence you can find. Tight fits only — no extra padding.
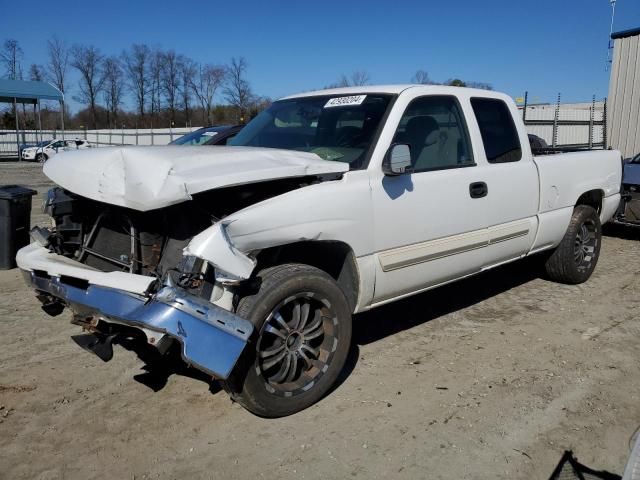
[1,100,609,158]
[0,127,203,158]
[519,100,607,149]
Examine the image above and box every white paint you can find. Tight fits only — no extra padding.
[43,146,349,211]
[22,85,624,316]
[378,228,488,272]
[16,243,155,294]
[534,150,622,212]
[185,222,256,280]
[601,193,622,224]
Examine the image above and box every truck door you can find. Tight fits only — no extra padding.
[468,97,539,268]
[370,95,489,303]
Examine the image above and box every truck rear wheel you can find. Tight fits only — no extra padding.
[223,263,352,417]
[544,205,601,284]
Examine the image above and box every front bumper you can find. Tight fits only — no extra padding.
[19,245,254,379]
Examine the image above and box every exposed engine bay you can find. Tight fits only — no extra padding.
[35,177,319,298]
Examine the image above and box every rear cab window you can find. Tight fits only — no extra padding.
[471,98,522,163]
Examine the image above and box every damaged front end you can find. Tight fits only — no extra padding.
[20,259,252,378]
[17,142,350,381]
[16,185,270,378]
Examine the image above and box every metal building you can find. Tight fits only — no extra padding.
[607,27,640,158]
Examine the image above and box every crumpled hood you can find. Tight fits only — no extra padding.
[43,145,349,211]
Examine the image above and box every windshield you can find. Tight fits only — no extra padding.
[229,94,393,169]
[33,141,51,147]
[171,126,230,145]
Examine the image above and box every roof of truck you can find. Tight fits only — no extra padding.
[281,84,500,100]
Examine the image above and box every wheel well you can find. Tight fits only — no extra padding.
[575,189,603,214]
[255,241,360,312]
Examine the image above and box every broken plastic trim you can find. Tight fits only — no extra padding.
[184,221,256,280]
[23,270,254,379]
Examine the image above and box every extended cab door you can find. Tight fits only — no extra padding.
[467,96,540,268]
[369,93,490,304]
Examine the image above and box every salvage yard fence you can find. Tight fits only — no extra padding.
[1,93,609,159]
[519,93,607,150]
[0,127,200,159]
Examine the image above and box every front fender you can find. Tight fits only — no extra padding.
[183,172,373,279]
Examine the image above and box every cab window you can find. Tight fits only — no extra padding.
[392,95,474,172]
[471,98,522,163]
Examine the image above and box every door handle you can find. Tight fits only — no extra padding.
[469,182,488,199]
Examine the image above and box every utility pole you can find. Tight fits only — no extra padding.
[606,0,617,71]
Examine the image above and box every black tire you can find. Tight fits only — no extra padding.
[36,153,47,163]
[223,263,352,417]
[544,205,602,284]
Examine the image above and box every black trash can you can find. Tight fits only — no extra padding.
[0,185,37,270]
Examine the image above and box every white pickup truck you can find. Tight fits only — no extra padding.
[17,85,622,417]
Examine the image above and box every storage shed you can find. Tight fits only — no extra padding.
[607,27,640,158]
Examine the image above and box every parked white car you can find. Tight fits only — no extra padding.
[21,138,92,162]
[17,85,622,417]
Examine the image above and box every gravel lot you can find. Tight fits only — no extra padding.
[1,162,639,479]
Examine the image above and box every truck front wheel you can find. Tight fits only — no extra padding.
[223,263,352,417]
[544,205,602,284]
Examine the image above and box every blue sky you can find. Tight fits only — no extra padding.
[2,0,639,112]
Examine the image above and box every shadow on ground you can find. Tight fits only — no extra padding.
[127,254,547,396]
[352,255,546,346]
[548,450,621,480]
[604,222,640,241]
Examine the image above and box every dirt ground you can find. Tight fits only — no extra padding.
[1,162,639,480]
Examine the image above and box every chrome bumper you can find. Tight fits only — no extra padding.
[23,270,254,379]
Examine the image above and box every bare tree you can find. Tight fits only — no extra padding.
[223,57,253,123]
[350,70,370,86]
[325,74,350,89]
[191,64,226,125]
[47,36,69,93]
[102,56,124,127]
[327,71,370,88]
[466,81,493,90]
[179,56,196,126]
[1,39,23,79]
[1,40,25,128]
[149,49,163,119]
[29,64,45,82]
[161,50,180,123]
[412,69,435,85]
[71,45,105,129]
[122,44,150,120]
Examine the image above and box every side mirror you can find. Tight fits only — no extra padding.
[383,144,412,176]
